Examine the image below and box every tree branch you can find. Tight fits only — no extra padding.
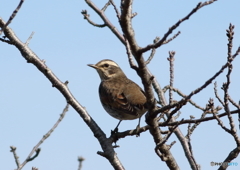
[0,18,125,170]
[139,0,218,53]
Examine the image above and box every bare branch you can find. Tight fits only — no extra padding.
[174,111,181,120]
[227,24,234,59]
[163,31,181,45]
[185,116,200,170]
[228,95,240,109]
[19,104,69,169]
[131,12,137,18]
[218,147,240,170]
[217,24,240,146]
[145,48,156,65]
[10,146,20,168]
[163,86,205,111]
[145,37,159,65]
[0,37,14,45]
[78,156,85,170]
[0,17,125,170]
[25,32,34,46]
[102,1,111,11]
[212,106,232,134]
[188,112,207,137]
[81,10,107,27]
[124,36,138,71]
[168,141,176,150]
[115,110,239,139]
[139,0,218,53]
[232,46,240,59]
[151,71,167,106]
[0,0,25,34]
[167,51,175,104]
[84,0,125,43]
[186,137,199,170]
[154,47,239,118]
[110,0,121,19]
[120,0,140,55]
[214,82,224,106]
[157,120,182,147]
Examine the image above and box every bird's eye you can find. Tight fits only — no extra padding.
[103,63,109,67]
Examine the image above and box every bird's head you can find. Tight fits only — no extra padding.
[88,59,126,81]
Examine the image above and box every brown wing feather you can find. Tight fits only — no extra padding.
[99,78,147,118]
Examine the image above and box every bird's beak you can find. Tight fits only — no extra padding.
[87,64,98,69]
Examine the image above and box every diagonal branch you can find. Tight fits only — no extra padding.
[19,104,69,170]
[84,0,125,44]
[0,17,125,170]
[139,0,218,53]
[0,0,25,34]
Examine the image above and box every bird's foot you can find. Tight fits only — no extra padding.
[110,128,119,144]
[111,127,119,135]
[135,125,140,137]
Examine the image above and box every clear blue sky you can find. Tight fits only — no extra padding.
[1,0,240,169]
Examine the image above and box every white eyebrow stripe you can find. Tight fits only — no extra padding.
[97,60,119,67]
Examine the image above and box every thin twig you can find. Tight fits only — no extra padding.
[25,32,35,46]
[139,0,218,53]
[0,37,14,45]
[228,95,240,109]
[185,121,200,170]
[163,86,205,111]
[239,100,240,130]
[110,0,121,19]
[231,46,240,59]
[168,141,176,150]
[124,36,138,70]
[0,16,125,170]
[214,82,224,106]
[10,146,20,168]
[155,45,239,119]
[18,104,69,170]
[220,24,240,145]
[145,48,156,65]
[84,0,125,43]
[212,107,232,134]
[163,31,181,44]
[78,156,85,170]
[186,116,195,139]
[168,51,175,105]
[81,10,106,27]
[150,70,167,106]
[174,111,181,120]
[189,112,207,136]
[227,24,234,60]
[114,110,239,140]
[0,0,25,34]
[145,37,159,65]
[102,1,111,11]
[156,120,182,147]
[186,137,199,170]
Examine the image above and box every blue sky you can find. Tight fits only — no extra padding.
[1,0,240,169]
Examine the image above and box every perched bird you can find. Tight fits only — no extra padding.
[88,59,147,133]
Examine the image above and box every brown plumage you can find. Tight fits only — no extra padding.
[88,59,147,133]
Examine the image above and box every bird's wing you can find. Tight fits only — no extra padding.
[99,80,146,116]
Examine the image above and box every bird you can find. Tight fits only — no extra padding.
[88,59,147,134]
